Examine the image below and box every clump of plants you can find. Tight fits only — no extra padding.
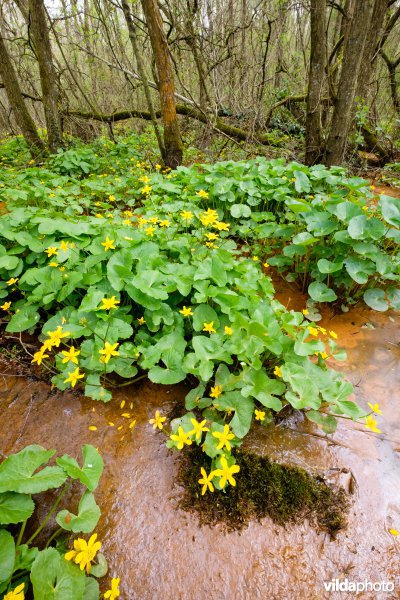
[0,444,119,599]
[177,447,347,536]
[0,136,386,495]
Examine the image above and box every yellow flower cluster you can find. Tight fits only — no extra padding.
[65,533,101,574]
[198,455,240,494]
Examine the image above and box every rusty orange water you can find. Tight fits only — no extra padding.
[0,298,399,599]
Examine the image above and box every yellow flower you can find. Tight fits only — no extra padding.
[213,221,229,231]
[263,262,269,268]
[318,326,327,334]
[137,217,148,227]
[179,306,193,317]
[61,347,80,364]
[108,194,116,202]
[1,301,11,310]
[302,309,309,315]
[200,208,218,224]
[224,326,233,336]
[365,415,381,434]
[65,533,101,574]
[49,261,59,267]
[31,349,49,365]
[274,366,282,377]
[308,326,319,337]
[255,409,265,421]
[180,210,193,221]
[141,185,152,195]
[212,424,235,451]
[3,582,25,600]
[45,246,58,257]
[46,326,70,348]
[59,241,69,252]
[123,219,131,226]
[159,219,170,227]
[101,237,115,251]
[252,256,259,262]
[205,242,216,248]
[138,175,150,183]
[100,296,120,310]
[104,577,121,600]
[137,316,145,325]
[368,402,382,415]
[188,418,209,441]
[203,321,216,334]
[213,456,240,488]
[145,226,156,237]
[196,189,209,198]
[123,210,133,217]
[170,426,192,450]
[198,467,215,495]
[149,410,166,430]
[206,232,218,241]
[99,342,119,364]
[389,528,399,536]
[7,277,18,285]
[329,330,338,339]
[210,385,222,399]
[317,351,329,360]
[64,367,84,388]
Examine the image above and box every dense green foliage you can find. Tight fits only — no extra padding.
[0,444,105,599]
[0,134,391,490]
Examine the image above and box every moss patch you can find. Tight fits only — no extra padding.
[177,447,347,537]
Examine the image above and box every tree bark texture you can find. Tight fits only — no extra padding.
[141,0,183,168]
[0,33,46,159]
[305,0,327,165]
[325,0,376,166]
[28,0,63,153]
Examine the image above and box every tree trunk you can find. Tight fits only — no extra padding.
[0,33,46,159]
[121,0,165,159]
[357,0,388,101]
[28,0,63,153]
[305,0,327,165]
[325,0,376,166]
[141,0,183,169]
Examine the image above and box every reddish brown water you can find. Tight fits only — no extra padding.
[1,299,399,599]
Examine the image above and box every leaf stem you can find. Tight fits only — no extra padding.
[25,480,73,546]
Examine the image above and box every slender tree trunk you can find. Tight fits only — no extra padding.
[325,0,376,166]
[28,0,63,153]
[121,0,165,158]
[305,0,327,165]
[0,33,45,159]
[357,0,388,102]
[140,0,183,168]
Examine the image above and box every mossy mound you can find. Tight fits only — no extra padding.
[177,447,347,536]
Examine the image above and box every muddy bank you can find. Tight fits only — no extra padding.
[0,301,399,599]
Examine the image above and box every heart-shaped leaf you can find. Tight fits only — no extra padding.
[57,445,103,492]
[0,445,67,494]
[56,491,100,533]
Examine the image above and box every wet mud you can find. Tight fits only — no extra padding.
[0,297,399,599]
